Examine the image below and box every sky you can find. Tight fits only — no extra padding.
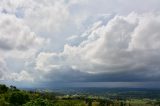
[0,0,160,88]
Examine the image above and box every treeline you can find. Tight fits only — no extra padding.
[0,84,57,106]
[1,84,160,106]
[0,84,88,106]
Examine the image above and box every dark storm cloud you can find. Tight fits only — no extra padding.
[40,66,160,88]
[42,66,160,84]
[85,69,160,82]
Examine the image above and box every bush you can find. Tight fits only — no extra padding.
[0,84,8,94]
[9,92,30,105]
[23,98,54,106]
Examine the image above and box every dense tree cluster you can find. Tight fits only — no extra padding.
[0,84,8,94]
[0,84,55,106]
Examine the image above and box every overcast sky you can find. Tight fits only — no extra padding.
[1,0,160,88]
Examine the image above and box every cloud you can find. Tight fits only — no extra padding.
[63,13,160,74]
[0,56,34,82]
[35,52,62,72]
[35,12,160,83]
[24,0,70,34]
[0,58,8,79]
[0,13,44,51]
[9,70,34,82]
[67,35,79,41]
[0,0,82,36]
[0,11,44,82]
[0,0,88,52]
[1,0,160,87]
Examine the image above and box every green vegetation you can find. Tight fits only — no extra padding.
[1,84,160,106]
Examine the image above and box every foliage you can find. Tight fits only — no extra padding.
[53,100,86,106]
[0,97,10,106]
[23,98,53,106]
[9,91,30,105]
[0,84,8,94]
[0,84,159,106]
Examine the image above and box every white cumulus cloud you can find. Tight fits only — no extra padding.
[35,12,160,80]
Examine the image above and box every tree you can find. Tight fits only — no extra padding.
[0,84,8,94]
[23,98,53,106]
[154,100,160,106]
[99,99,106,106]
[10,85,18,91]
[85,99,93,106]
[0,98,10,106]
[120,101,124,106]
[9,92,30,105]
[146,101,155,106]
